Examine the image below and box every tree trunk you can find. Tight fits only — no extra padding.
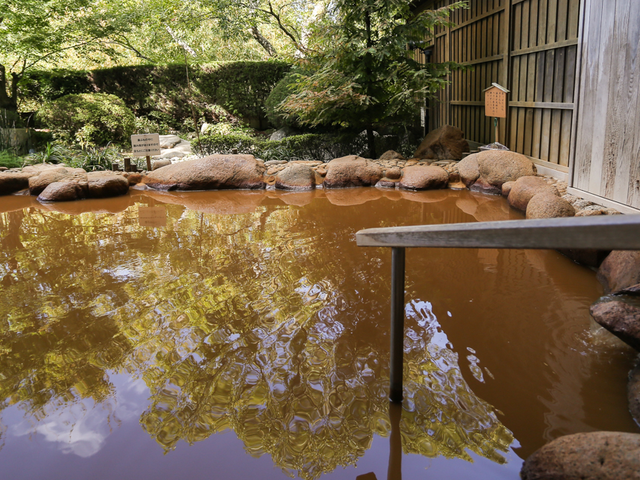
[250,26,278,58]
[0,64,18,112]
[367,125,377,159]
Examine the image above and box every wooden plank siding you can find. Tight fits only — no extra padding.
[416,0,580,171]
[571,0,640,209]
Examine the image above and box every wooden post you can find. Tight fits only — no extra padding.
[124,157,131,172]
[494,117,499,144]
[390,247,405,403]
[146,155,152,172]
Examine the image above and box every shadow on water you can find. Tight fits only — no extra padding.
[0,188,637,479]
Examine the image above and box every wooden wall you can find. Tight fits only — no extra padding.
[417,0,581,172]
[571,0,640,210]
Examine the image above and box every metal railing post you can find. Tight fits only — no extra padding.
[390,247,406,403]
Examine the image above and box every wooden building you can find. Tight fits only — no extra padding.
[414,0,640,213]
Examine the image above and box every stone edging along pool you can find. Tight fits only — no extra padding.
[2,149,640,474]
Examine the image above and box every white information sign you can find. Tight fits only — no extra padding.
[131,134,161,157]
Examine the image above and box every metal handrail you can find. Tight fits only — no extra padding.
[356,214,640,403]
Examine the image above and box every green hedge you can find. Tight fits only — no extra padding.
[37,93,135,146]
[20,61,291,130]
[195,132,405,161]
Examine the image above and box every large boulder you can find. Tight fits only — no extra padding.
[0,172,31,196]
[590,293,640,351]
[457,155,480,187]
[86,172,130,198]
[323,155,383,188]
[143,154,266,191]
[520,432,640,480]
[37,181,87,202]
[398,165,449,190]
[477,150,536,188]
[28,167,88,196]
[275,163,315,191]
[526,192,575,219]
[630,361,640,427]
[413,125,469,160]
[508,176,558,212]
[379,150,405,161]
[597,251,640,294]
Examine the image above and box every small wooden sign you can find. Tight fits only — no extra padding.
[138,206,166,227]
[484,83,509,118]
[131,134,161,157]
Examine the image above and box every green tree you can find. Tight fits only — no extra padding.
[280,0,467,157]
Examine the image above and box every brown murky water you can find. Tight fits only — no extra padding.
[0,188,638,480]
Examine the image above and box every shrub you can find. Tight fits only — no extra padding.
[264,73,300,129]
[37,93,135,146]
[0,150,24,169]
[0,109,25,128]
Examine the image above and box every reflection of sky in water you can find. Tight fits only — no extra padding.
[7,375,149,458]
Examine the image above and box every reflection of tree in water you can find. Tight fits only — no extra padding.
[0,194,512,478]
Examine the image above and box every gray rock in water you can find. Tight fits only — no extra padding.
[520,431,640,480]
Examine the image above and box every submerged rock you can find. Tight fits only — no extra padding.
[399,165,449,190]
[275,164,315,191]
[413,125,469,160]
[597,251,640,294]
[323,155,383,188]
[143,154,266,191]
[508,176,558,212]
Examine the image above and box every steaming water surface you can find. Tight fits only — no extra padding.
[0,188,638,480]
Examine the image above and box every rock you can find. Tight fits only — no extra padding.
[152,159,172,170]
[37,181,87,202]
[159,135,182,149]
[477,150,536,188]
[520,431,640,480]
[265,160,288,166]
[123,172,144,185]
[376,178,398,188]
[502,181,514,197]
[86,172,130,198]
[526,192,575,219]
[590,298,640,351]
[0,172,31,196]
[597,251,640,293]
[269,127,299,141]
[323,155,383,188]
[399,165,449,190]
[275,164,315,191]
[508,176,558,212]
[413,125,469,160]
[457,155,480,187]
[379,150,406,161]
[143,154,266,191]
[155,139,192,159]
[470,177,502,195]
[384,167,402,180]
[629,362,640,427]
[28,167,88,196]
[0,167,7,171]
